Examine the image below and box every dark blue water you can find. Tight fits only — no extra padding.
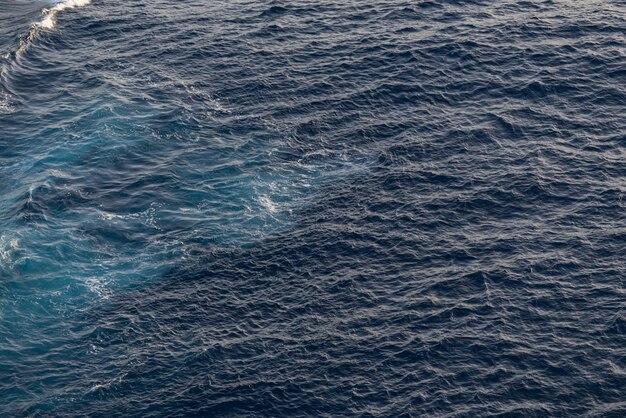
[1,0,625,416]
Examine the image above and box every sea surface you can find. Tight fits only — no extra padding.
[1,0,625,416]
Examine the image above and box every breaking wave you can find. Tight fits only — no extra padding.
[11,0,92,58]
[37,0,91,30]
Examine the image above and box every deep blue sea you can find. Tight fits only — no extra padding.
[1,0,625,416]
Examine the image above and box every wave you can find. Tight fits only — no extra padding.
[9,0,91,59]
[36,0,91,30]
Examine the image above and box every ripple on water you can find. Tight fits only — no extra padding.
[0,0,625,416]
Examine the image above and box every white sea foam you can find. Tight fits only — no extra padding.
[36,0,91,31]
[98,203,162,230]
[258,195,278,214]
[12,0,91,58]
[186,85,230,114]
[0,235,19,271]
[0,93,13,113]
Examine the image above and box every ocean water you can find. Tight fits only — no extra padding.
[0,0,625,416]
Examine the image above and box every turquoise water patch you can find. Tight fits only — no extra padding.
[0,78,372,382]
[5,0,624,415]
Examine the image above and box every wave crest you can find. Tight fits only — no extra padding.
[36,0,92,31]
[8,0,92,59]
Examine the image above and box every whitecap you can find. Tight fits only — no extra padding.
[36,0,92,31]
[0,235,19,271]
[13,0,92,58]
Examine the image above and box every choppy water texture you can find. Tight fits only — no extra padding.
[1,0,625,416]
